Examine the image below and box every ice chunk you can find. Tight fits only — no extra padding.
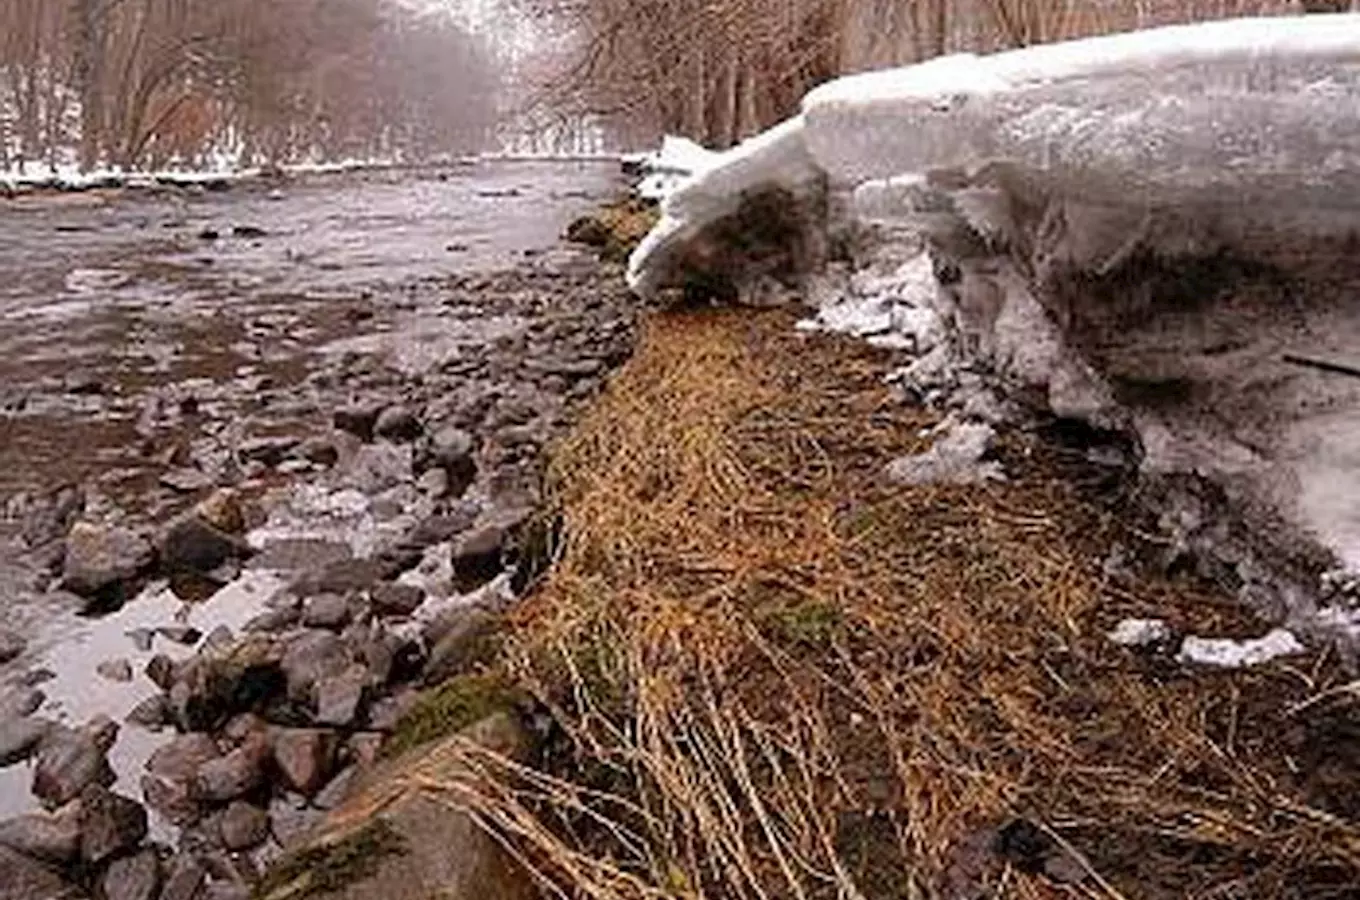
[1177,628,1305,668]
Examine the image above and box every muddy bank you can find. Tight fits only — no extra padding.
[0,162,642,898]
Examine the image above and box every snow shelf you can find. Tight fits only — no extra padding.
[630,14,1360,295]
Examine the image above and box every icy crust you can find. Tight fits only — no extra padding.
[629,15,1360,296]
[626,117,819,296]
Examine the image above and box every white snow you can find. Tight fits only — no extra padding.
[886,420,1004,486]
[629,14,1360,296]
[1177,628,1305,669]
[1108,618,1172,648]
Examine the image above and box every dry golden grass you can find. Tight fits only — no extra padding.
[434,308,1360,899]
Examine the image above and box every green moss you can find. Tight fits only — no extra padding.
[762,600,844,648]
[382,674,520,760]
[253,819,407,900]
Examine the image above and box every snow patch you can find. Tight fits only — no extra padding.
[1108,618,1172,648]
[1177,628,1305,669]
[886,420,1003,486]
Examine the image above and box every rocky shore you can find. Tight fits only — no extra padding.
[0,230,639,898]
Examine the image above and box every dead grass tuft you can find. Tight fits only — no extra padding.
[428,309,1360,899]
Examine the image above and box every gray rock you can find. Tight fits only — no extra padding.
[161,516,251,575]
[126,628,155,652]
[78,785,147,865]
[348,733,385,768]
[0,716,51,766]
[237,436,300,467]
[203,625,235,653]
[60,522,155,599]
[295,436,339,468]
[0,629,26,664]
[270,729,338,796]
[333,402,384,441]
[415,467,449,498]
[374,405,421,442]
[82,716,119,753]
[424,426,476,486]
[126,694,171,730]
[160,853,208,900]
[450,526,507,590]
[344,443,413,495]
[0,688,47,721]
[423,609,501,686]
[301,594,351,630]
[100,849,161,900]
[0,803,82,864]
[367,689,420,733]
[0,845,86,900]
[243,606,300,633]
[281,631,351,703]
[158,625,202,647]
[145,654,178,690]
[160,469,215,494]
[32,728,115,809]
[143,734,220,826]
[311,765,356,811]
[217,801,268,851]
[370,583,423,617]
[193,737,268,803]
[267,797,320,849]
[166,637,284,732]
[313,665,369,728]
[289,558,387,598]
[96,659,133,682]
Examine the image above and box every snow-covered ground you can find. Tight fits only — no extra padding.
[626,14,1360,662]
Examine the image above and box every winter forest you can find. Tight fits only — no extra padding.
[0,0,1348,174]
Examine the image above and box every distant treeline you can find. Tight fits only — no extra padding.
[525,0,1338,150]
[0,0,499,172]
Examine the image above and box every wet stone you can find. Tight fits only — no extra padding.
[0,629,26,664]
[0,844,85,900]
[193,738,267,804]
[374,405,422,442]
[161,516,250,576]
[313,665,369,728]
[0,802,82,864]
[78,784,148,865]
[161,853,209,900]
[61,522,155,600]
[146,655,179,691]
[0,689,43,721]
[370,582,423,617]
[96,659,133,682]
[301,594,351,630]
[126,694,171,730]
[101,849,162,900]
[159,625,203,646]
[32,727,116,809]
[0,716,52,766]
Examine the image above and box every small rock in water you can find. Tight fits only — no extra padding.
[126,694,171,730]
[101,848,162,900]
[126,628,155,652]
[161,468,215,494]
[60,522,155,600]
[32,726,116,808]
[146,654,179,690]
[0,687,45,720]
[0,802,82,863]
[374,405,422,442]
[195,489,245,535]
[161,516,250,576]
[78,784,148,865]
[217,801,269,851]
[301,594,351,630]
[1107,618,1173,648]
[0,717,51,766]
[0,629,26,664]
[83,715,119,753]
[96,659,134,682]
[158,625,203,646]
[232,224,268,239]
[333,402,385,441]
[370,583,423,617]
